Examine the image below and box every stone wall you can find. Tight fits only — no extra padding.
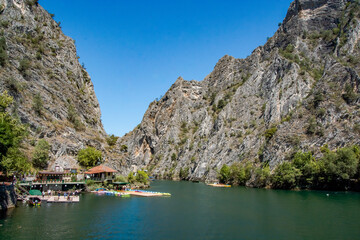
[0,184,16,210]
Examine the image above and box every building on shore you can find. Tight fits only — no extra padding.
[85,165,117,183]
[37,171,65,183]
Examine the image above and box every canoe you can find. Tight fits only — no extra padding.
[207,183,231,188]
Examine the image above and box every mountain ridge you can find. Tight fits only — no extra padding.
[0,0,108,170]
[111,0,360,184]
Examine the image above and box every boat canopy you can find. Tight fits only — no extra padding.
[29,189,42,195]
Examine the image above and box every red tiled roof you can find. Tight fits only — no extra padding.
[84,165,117,174]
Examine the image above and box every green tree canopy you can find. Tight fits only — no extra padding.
[272,162,301,189]
[77,147,102,167]
[127,171,135,183]
[0,91,28,174]
[229,163,246,185]
[1,147,30,174]
[136,170,149,184]
[219,164,231,183]
[32,139,50,169]
[292,151,320,187]
[319,146,359,185]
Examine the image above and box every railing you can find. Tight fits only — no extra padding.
[86,177,114,182]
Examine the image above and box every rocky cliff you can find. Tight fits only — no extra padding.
[0,0,107,170]
[112,0,360,183]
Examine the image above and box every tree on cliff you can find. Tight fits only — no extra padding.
[77,147,102,167]
[0,91,30,174]
[32,139,50,169]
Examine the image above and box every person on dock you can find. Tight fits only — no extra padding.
[42,191,45,198]
[57,190,61,200]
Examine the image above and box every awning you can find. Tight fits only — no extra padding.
[29,190,42,195]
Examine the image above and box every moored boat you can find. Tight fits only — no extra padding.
[207,183,231,188]
[28,197,41,206]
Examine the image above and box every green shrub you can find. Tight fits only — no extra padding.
[342,83,357,104]
[312,68,323,82]
[36,52,42,60]
[25,0,39,6]
[5,77,24,93]
[321,30,334,41]
[114,175,127,182]
[217,99,226,110]
[264,127,277,140]
[32,93,43,116]
[332,27,340,35]
[19,58,31,75]
[285,44,294,53]
[261,103,266,114]
[171,153,177,161]
[67,103,77,123]
[67,103,84,131]
[0,36,7,66]
[32,139,50,169]
[179,167,189,180]
[313,91,324,108]
[0,21,9,28]
[87,183,102,191]
[316,108,326,117]
[120,145,128,152]
[106,134,119,146]
[353,123,360,134]
[210,93,216,105]
[306,117,317,135]
[77,147,102,167]
[127,172,135,183]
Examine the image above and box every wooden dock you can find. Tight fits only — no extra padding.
[44,196,80,203]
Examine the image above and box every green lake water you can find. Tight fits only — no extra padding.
[1,180,360,240]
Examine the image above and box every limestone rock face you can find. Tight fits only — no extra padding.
[113,0,360,183]
[0,0,107,170]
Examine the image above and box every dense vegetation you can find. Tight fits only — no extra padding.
[77,147,102,167]
[0,91,29,174]
[128,170,149,185]
[218,145,360,191]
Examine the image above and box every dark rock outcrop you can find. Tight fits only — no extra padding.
[0,185,16,210]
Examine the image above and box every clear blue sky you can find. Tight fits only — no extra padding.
[39,0,293,137]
